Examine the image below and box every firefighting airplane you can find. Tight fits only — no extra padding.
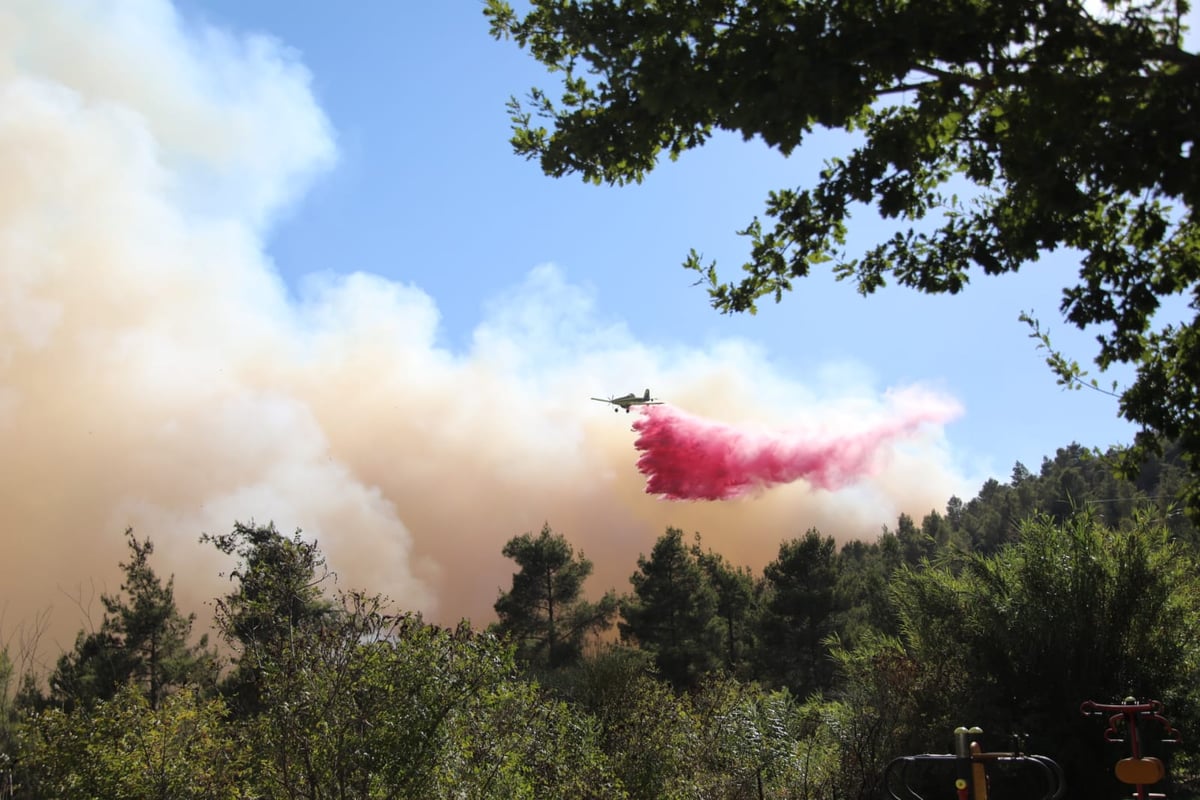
[591,389,663,413]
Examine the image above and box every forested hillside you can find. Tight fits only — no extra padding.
[1,442,1197,799]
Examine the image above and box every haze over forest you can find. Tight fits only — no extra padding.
[0,1,977,656]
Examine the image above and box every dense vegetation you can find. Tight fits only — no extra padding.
[2,442,1199,799]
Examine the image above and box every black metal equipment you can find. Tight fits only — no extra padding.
[884,727,1066,800]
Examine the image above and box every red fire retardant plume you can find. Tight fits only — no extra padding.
[631,402,957,500]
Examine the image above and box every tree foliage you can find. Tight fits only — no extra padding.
[47,530,216,713]
[486,0,1200,507]
[24,685,246,800]
[821,633,930,800]
[204,521,335,655]
[10,443,1200,800]
[757,529,841,697]
[0,647,17,797]
[691,676,839,800]
[203,521,336,715]
[620,528,722,689]
[242,593,544,800]
[203,524,622,799]
[892,510,1200,799]
[692,542,758,677]
[492,523,618,670]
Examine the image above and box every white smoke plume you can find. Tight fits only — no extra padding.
[0,0,972,662]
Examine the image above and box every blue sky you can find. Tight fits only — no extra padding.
[175,1,1137,474]
[1,0,1164,634]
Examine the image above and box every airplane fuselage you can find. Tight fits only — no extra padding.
[591,389,663,412]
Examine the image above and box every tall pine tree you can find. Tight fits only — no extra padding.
[620,528,722,689]
[48,530,216,711]
[493,523,617,669]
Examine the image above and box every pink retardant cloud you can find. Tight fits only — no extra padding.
[631,398,960,500]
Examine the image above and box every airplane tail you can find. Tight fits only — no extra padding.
[643,389,650,401]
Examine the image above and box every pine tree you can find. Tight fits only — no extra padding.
[620,528,722,688]
[493,523,618,669]
[48,530,216,711]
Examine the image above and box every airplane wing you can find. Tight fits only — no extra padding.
[591,397,612,403]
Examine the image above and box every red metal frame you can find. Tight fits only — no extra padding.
[1081,698,1181,800]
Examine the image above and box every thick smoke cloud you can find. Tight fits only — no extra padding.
[0,0,973,662]
[633,392,963,500]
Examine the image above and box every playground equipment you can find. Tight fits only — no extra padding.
[1081,698,1181,800]
[885,727,1066,800]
